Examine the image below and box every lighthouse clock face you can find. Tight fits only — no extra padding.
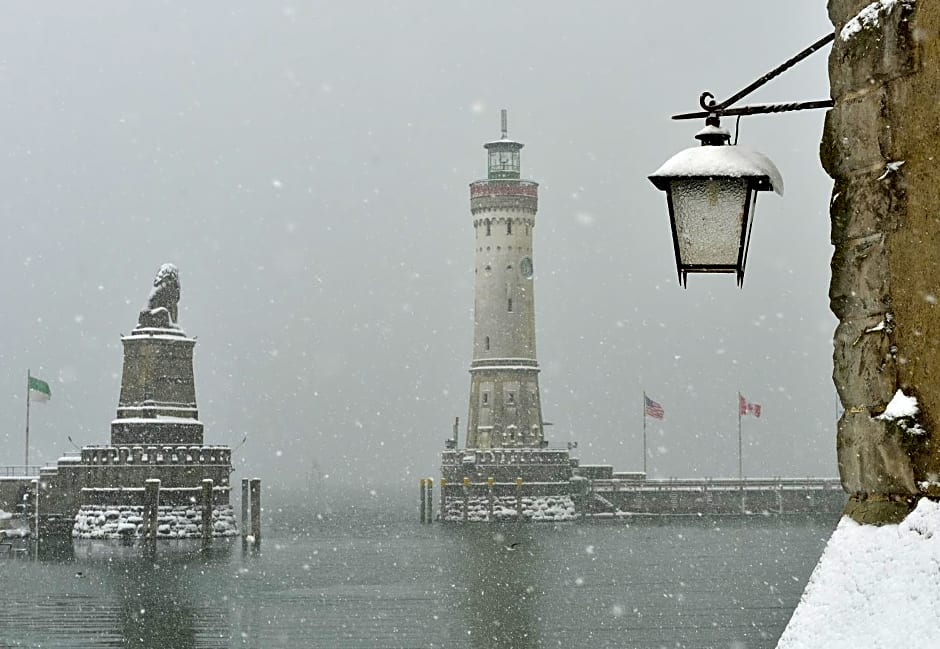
[520,257,533,279]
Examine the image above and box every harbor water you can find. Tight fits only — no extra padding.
[0,497,837,649]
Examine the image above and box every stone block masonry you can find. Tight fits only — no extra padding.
[824,0,940,523]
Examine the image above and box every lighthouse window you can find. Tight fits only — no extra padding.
[508,297,513,312]
[485,336,490,351]
[506,221,512,235]
[482,392,489,406]
[485,220,491,236]
[507,392,515,405]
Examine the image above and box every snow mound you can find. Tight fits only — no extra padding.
[878,389,919,420]
[876,389,926,435]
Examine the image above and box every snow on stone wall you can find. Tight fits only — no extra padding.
[73,504,238,539]
[442,495,577,522]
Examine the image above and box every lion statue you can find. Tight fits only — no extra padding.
[138,263,181,328]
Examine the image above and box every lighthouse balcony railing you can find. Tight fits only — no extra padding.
[469,179,538,196]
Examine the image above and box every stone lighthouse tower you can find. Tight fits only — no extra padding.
[438,112,574,522]
[466,110,545,450]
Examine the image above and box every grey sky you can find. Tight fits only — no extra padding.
[0,2,836,496]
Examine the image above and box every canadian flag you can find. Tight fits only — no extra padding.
[739,394,762,418]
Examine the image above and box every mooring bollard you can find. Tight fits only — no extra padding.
[144,479,160,540]
[440,478,447,522]
[419,479,427,524]
[201,479,214,541]
[241,478,249,538]
[515,477,524,521]
[426,478,434,523]
[462,477,470,522]
[487,477,495,522]
[31,479,39,540]
[249,478,262,541]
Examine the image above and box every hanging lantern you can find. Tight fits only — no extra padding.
[649,116,783,287]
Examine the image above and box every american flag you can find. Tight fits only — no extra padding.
[644,395,664,420]
[739,394,762,418]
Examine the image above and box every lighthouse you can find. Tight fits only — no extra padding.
[466,110,545,450]
[439,111,575,522]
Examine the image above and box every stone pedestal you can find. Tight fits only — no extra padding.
[111,325,203,446]
[40,265,238,539]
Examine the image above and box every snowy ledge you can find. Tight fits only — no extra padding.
[777,498,940,648]
[840,0,915,41]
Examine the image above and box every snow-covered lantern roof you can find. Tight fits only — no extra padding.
[649,116,783,287]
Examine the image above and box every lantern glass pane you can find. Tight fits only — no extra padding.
[671,178,749,267]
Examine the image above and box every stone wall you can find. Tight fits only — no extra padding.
[35,448,232,522]
[440,448,573,484]
[824,0,940,522]
[0,478,31,512]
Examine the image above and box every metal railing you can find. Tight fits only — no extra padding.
[0,466,44,478]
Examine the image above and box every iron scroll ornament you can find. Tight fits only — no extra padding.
[671,32,836,121]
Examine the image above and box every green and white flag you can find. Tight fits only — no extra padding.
[28,375,51,402]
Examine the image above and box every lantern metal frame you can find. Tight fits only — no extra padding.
[651,32,835,287]
[655,176,763,288]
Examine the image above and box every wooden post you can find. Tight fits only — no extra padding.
[515,477,524,521]
[486,477,495,522]
[201,479,214,542]
[144,479,160,540]
[462,477,470,522]
[440,478,447,522]
[249,478,261,541]
[241,478,249,538]
[426,478,434,523]
[419,479,427,524]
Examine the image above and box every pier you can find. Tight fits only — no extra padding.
[585,477,844,516]
[430,474,844,522]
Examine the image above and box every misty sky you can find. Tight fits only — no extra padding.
[0,2,837,496]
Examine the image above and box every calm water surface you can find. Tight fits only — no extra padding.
[0,502,836,649]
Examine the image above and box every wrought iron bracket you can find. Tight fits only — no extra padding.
[672,32,835,121]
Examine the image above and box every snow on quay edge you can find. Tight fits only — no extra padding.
[777,498,940,648]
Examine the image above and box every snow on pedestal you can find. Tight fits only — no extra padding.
[777,498,940,648]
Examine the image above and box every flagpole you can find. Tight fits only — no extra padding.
[642,391,648,476]
[25,369,31,468]
[737,392,743,482]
